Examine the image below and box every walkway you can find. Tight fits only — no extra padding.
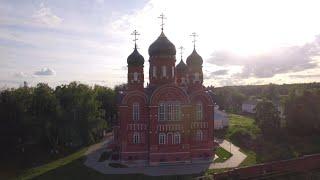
[210,139,247,169]
[84,137,247,176]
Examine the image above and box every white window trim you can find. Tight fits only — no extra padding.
[196,103,203,121]
[196,130,203,141]
[158,102,181,121]
[159,133,166,144]
[173,132,181,144]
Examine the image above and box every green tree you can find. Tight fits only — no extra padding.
[255,100,281,136]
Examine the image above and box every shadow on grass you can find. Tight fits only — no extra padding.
[33,158,201,180]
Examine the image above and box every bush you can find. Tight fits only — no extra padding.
[229,128,253,149]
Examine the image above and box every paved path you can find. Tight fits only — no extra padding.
[210,139,247,169]
[84,137,247,176]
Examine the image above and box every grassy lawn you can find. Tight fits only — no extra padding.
[17,146,200,180]
[225,114,261,140]
[214,113,260,168]
[214,147,232,163]
[17,147,88,180]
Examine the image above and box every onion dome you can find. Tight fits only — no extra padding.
[176,59,187,73]
[186,49,203,66]
[127,45,144,66]
[148,32,176,56]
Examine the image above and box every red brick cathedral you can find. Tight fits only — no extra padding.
[113,24,215,166]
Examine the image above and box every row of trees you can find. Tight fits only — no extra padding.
[0,82,117,158]
[254,89,320,137]
[212,83,320,137]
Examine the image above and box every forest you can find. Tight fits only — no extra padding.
[0,82,117,168]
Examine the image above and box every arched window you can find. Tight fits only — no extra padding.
[133,72,138,81]
[159,133,166,144]
[158,103,165,121]
[133,103,139,121]
[153,66,157,78]
[196,103,203,121]
[162,66,166,77]
[173,132,181,144]
[171,66,174,77]
[133,132,140,144]
[196,130,203,141]
[194,72,200,81]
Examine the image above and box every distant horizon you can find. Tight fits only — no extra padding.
[1,80,319,91]
[1,0,320,88]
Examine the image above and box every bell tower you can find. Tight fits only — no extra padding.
[186,32,203,90]
[127,30,144,91]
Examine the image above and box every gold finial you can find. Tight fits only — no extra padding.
[131,30,140,49]
[179,46,184,60]
[190,32,198,49]
[158,13,166,32]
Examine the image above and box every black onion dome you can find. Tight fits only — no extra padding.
[148,32,176,56]
[176,59,187,73]
[127,46,144,66]
[186,49,203,66]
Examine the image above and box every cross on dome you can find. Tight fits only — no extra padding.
[190,32,198,49]
[179,46,184,60]
[158,13,166,32]
[131,30,140,48]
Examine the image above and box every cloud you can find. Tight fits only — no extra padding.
[32,3,62,27]
[210,69,228,76]
[289,74,320,78]
[13,72,27,78]
[208,35,320,79]
[34,68,56,76]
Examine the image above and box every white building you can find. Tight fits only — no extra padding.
[241,100,258,114]
[214,106,229,129]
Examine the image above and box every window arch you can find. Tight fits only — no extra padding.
[196,130,203,141]
[133,132,140,144]
[173,132,181,144]
[162,66,167,77]
[133,103,139,121]
[153,66,157,77]
[196,103,203,121]
[159,133,166,144]
[133,72,138,81]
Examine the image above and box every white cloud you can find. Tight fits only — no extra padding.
[32,3,62,27]
[13,72,27,78]
[34,67,56,76]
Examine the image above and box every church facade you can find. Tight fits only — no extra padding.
[113,26,215,166]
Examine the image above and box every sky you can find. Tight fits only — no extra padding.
[1,0,320,88]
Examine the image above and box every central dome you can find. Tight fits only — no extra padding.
[148,32,176,57]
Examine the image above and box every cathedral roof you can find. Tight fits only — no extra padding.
[176,59,187,73]
[148,32,176,57]
[127,45,144,66]
[186,49,203,66]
